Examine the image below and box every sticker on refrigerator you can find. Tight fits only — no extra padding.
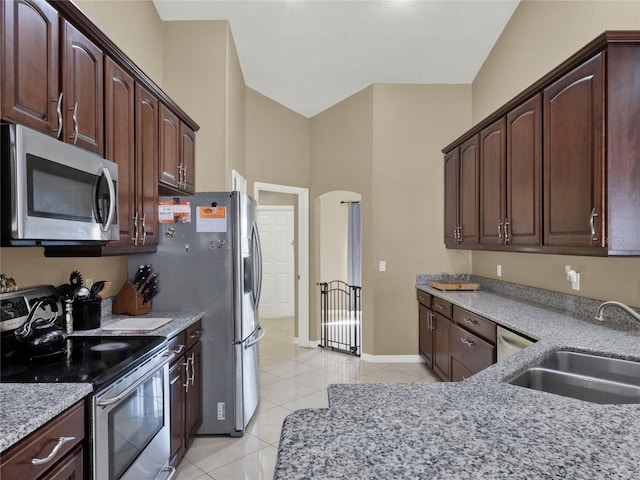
[158,201,191,224]
[196,206,227,232]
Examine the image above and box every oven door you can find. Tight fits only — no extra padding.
[93,351,174,480]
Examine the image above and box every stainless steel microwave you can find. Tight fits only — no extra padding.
[1,124,119,246]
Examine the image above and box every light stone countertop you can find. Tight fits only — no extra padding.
[0,310,204,453]
[274,283,640,479]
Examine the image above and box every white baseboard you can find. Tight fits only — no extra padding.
[293,337,320,348]
[360,353,424,363]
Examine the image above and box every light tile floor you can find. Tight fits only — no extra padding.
[174,317,440,480]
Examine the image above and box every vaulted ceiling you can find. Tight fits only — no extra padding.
[153,0,520,118]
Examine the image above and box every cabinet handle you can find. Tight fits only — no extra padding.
[460,337,475,347]
[141,214,147,245]
[430,312,435,331]
[172,344,185,355]
[457,226,463,244]
[436,304,444,311]
[189,352,196,385]
[31,436,76,465]
[190,330,202,340]
[589,208,598,243]
[463,317,478,326]
[52,93,63,138]
[504,218,511,245]
[182,164,187,188]
[177,163,183,187]
[183,356,191,392]
[132,212,139,245]
[69,102,78,144]
[497,220,503,243]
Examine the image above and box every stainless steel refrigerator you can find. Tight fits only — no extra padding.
[128,191,263,435]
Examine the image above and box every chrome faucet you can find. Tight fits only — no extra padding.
[594,301,640,323]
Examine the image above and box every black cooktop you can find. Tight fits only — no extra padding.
[0,335,166,387]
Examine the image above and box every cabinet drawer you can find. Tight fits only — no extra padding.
[416,290,432,307]
[1,401,84,480]
[451,324,495,374]
[185,319,203,349]
[432,297,453,319]
[451,358,474,382]
[453,306,496,344]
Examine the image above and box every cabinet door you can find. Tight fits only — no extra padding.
[459,136,480,246]
[186,342,203,440]
[443,148,459,247]
[181,123,196,194]
[135,83,159,248]
[543,53,604,247]
[159,104,180,189]
[506,94,542,246]
[433,313,451,382]
[418,304,434,369]
[480,119,506,245]
[169,360,186,466]
[62,21,103,155]
[104,57,135,249]
[2,0,59,135]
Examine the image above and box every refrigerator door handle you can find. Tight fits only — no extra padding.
[251,221,263,310]
[234,323,264,346]
[244,324,265,349]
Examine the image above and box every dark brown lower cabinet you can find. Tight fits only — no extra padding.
[451,358,474,382]
[450,323,495,380]
[169,320,203,467]
[433,312,452,381]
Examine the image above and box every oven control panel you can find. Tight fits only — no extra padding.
[0,285,60,333]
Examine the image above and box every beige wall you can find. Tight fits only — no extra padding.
[371,84,472,355]
[471,0,640,307]
[245,88,310,190]
[75,0,164,85]
[309,88,374,349]
[162,21,231,192]
[318,191,361,283]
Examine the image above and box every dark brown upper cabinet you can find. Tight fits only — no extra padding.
[62,20,104,155]
[1,0,60,135]
[442,31,640,256]
[444,136,480,248]
[159,104,197,195]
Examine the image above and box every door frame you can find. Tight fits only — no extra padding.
[253,182,310,347]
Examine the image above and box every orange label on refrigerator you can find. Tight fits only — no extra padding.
[199,206,226,219]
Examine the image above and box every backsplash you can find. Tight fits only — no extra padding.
[416,274,640,330]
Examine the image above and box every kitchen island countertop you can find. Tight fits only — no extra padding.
[274,283,640,479]
[0,310,204,453]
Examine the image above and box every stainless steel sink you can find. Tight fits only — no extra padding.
[507,351,640,404]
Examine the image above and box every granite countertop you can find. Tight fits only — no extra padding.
[274,280,640,479]
[0,309,204,453]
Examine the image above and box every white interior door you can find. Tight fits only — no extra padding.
[257,206,294,317]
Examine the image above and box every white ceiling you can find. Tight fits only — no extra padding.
[152,0,520,118]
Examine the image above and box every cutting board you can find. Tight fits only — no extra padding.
[428,280,480,291]
[102,317,172,332]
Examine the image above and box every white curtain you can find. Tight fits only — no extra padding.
[347,201,362,287]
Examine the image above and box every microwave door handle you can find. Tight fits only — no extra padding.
[100,167,116,232]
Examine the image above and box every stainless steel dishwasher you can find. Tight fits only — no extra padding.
[497,326,535,361]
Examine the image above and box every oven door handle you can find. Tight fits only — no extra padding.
[96,352,173,407]
[100,166,116,233]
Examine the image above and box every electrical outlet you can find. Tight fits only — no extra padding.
[84,278,93,288]
[496,265,502,277]
[379,261,386,272]
[571,272,580,291]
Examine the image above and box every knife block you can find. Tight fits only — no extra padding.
[112,282,151,316]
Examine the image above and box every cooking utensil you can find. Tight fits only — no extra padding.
[75,286,90,299]
[70,270,83,289]
[89,280,109,298]
[96,281,112,298]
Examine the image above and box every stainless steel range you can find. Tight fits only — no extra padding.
[0,285,175,480]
